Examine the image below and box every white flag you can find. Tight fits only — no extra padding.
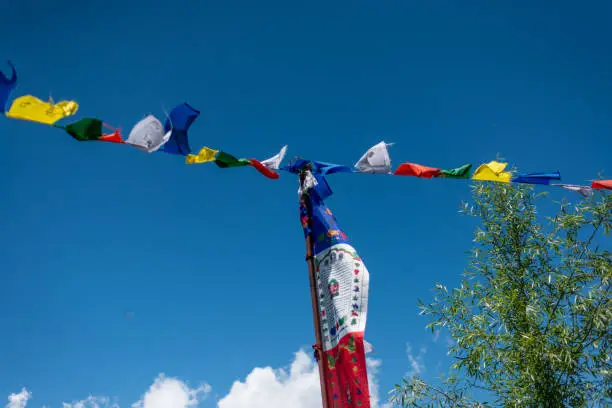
[125,115,171,153]
[261,145,288,170]
[354,142,392,174]
[552,183,593,197]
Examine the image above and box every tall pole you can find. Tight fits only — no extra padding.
[300,170,330,408]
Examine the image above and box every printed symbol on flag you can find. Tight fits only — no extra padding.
[353,286,360,292]
[328,279,340,297]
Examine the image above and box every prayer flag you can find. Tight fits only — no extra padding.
[551,184,593,197]
[261,145,288,170]
[161,102,199,156]
[0,61,17,113]
[472,161,512,183]
[284,159,355,175]
[249,158,280,179]
[62,118,103,141]
[186,146,218,164]
[300,175,371,408]
[592,180,612,190]
[6,95,78,125]
[440,164,472,179]
[512,171,560,185]
[214,151,251,168]
[354,142,392,174]
[125,115,170,153]
[394,163,440,178]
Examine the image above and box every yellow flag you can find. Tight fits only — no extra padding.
[472,160,512,183]
[5,95,79,125]
[186,146,219,164]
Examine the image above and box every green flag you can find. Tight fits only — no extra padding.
[63,118,103,141]
[440,163,472,179]
[214,151,252,168]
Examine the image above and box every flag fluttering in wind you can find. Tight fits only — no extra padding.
[592,180,612,190]
[472,160,512,183]
[440,163,472,179]
[512,171,561,185]
[214,151,251,168]
[0,60,17,113]
[6,95,78,125]
[300,172,371,408]
[552,183,594,197]
[354,141,392,174]
[261,145,288,170]
[394,162,440,178]
[125,115,171,152]
[186,146,218,164]
[161,102,200,157]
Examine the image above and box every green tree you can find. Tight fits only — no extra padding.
[390,183,612,407]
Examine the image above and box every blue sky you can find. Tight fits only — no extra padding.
[0,0,610,407]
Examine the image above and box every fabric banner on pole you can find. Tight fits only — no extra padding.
[300,179,371,408]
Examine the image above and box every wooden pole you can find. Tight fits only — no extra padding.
[300,170,330,408]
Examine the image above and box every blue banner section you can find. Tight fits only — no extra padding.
[301,183,351,255]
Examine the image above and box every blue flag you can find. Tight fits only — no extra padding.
[161,102,200,156]
[512,171,561,185]
[0,61,17,113]
[283,159,355,175]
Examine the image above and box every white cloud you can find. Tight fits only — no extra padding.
[218,348,389,408]
[216,349,321,408]
[4,349,388,408]
[405,343,427,378]
[366,358,392,408]
[63,396,119,408]
[6,388,31,408]
[432,330,440,343]
[132,375,211,408]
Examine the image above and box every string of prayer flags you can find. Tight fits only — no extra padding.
[394,162,440,178]
[551,184,593,197]
[186,146,218,164]
[214,151,251,168]
[125,115,170,153]
[472,161,512,183]
[161,102,199,156]
[512,171,561,185]
[354,141,392,174]
[440,163,472,179]
[0,61,17,113]
[592,180,612,190]
[6,95,78,125]
[1,59,608,193]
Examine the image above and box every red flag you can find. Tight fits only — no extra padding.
[591,180,612,190]
[394,163,440,178]
[100,130,124,144]
[249,158,280,179]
